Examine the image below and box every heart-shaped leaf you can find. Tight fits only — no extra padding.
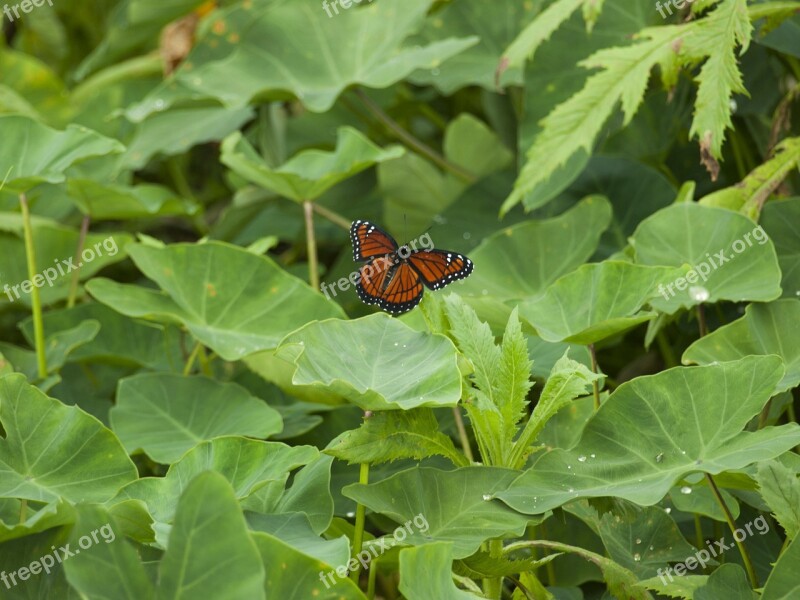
[127,0,477,118]
[343,466,534,558]
[457,195,612,300]
[111,373,283,464]
[496,357,800,514]
[399,542,482,599]
[0,115,124,192]
[222,127,404,202]
[158,471,266,600]
[0,374,137,503]
[682,299,800,394]
[66,179,198,221]
[275,314,463,411]
[87,241,345,361]
[630,203,782,312]
[519,262,683,344]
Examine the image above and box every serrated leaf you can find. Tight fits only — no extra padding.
[761,534,800,599]
[325,409,468,467]
[756,460,800,539]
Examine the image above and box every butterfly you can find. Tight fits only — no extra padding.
[350,220,474,314]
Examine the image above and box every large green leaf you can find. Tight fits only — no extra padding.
[111,373,283,464]
[457,196,612,300]
[694,564,757,600]
[113,437,318,526]
[399,542,482,599]
[762,198,800,298]
[519,262,683,344]
[127,0,477,118]
[496,357,800,514]
[761,535,800,600]
[631,203,782,312]
[343,466,533,558]
[682,300,800,394]
[252,530,367,600]
[409,0,540,93]
[222,127,403,202]
[87,241,345,361]
[157,472,266,600]
[0,374,137,503]
[63,505,154,600]
[0,115,124,192]
[66,179,198,221]
[275,314,463,411]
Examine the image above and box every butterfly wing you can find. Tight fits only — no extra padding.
[356,257,425,314]
[351,220,398,261]
[407,249,474,290]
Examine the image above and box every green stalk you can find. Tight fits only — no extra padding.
[303,201,320,291]
[452,406,475,463]
[483,539,504,599]
[67,215,90,308]
[312,202,351,230]
[350,460,370,584]
[20,194,47,379]
[183,342,202,376]
[705,473,759,587]
[588,344,601,410]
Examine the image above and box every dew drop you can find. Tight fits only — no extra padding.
[633,552,641,562]
[635,538,642,545]
[482,494,492,501]
[649,545,654,550]
[655,452,664,463]
[665,507,672,514]
[577,455,587,463]
[590,453,596,458]
[729,98,738,113]
[689,286,710,302]
[680,486,692,494]
[567,465,572,469]
[346,511,355,518]
[394,342,399,346]
[568,488,575,493]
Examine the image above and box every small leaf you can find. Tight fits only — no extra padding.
[756,460,800,540]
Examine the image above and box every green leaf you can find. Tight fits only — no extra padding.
[0,115,124,192]
[682,299,800,394]
[631,203,782,312]
[0,374,137,503]
[762,198,800,298]
[458,196,612,300]
[508,352,601,469]
[409,0,541,93]
[343,466,533,559]
[252,530,368,599]
[111,373,283,464]
[695,564,757,600]
[399,542,482,600]
[127,0,477,118]
[222,127,404,202]
[497,357,800,514]
[113,437,318,526]
[157,472,266,600]
[756,460,800,540]
[325,409,468,467]
[761,535,800,600]
[87,241,345,361]
[638,574,707,599]
[597,504,697,578]
[700,138,800,218]
[519,261,683,344]
[63,505,154,600]
[66,179,198,221]
[275,314,463,411]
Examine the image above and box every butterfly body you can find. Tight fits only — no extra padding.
[350,220,474,314]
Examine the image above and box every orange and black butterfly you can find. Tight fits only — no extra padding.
[350,220,474,314]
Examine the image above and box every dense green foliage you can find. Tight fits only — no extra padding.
[0,0,799,598]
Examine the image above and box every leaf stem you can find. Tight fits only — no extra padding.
[312,202,351,230]
[705,473,759,588]
[656,331,677,368]
[20,194,47,379]
[353,88,476,184]
[303,201,320,291]
[350,460,370,584]
[67,215,90,308]
[588,344,601,410]
[452,406,475,463]
[484,539,504,599]
[696,304,708,337]
[183,342,202,376]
